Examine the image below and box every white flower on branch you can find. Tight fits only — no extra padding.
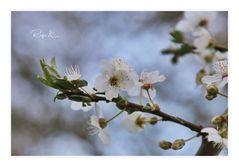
[122,111,148,133]
[128,70,166,99]
[201,127,227,148]
[215,51,228,61]
[176,11,218,33]
[70,86,96,112]
[65,65,81,81]
[193,28,212,54]
[201,60,228,88]
[94,58,136,100]
[87,109,110,144]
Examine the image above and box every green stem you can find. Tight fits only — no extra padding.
[146,89,154,105]
[185,134,199,142]
[218,92,228,98]
[139,88,143,105]
[106,110,125,123]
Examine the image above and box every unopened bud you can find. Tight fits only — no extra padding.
[206,94,216,100]
[171,139,185,150]
[149,117,159,125]
[159,140,172,150]
[206,85,218,96]
[211,115,222,125]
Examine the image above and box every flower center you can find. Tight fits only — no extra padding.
[109,76,120,87]
[135,116,147,128]
[142,83,152,90]
[199,19,208,28]
[204,55,214,63]
[99,118,107,129]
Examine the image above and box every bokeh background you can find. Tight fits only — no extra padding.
[11,11,228,155]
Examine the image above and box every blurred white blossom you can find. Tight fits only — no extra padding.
[176,11,218,33]
[122,111,147,133]
[87,110,110,144]
[202,60,228,88]
[215,51,228,61]
[193,28,212,54]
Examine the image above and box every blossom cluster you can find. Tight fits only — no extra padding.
[165,11,228,148]
[66,58,166,144]
[174,12,228,98]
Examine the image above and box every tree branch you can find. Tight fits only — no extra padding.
[63,90,204,133]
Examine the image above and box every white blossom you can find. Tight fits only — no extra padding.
[128,70,166,99]
[201,127,227,147]
[95,58,136,100]
[193,28,212,54]
[176,11,218,33]
[122,111,147,133]
[65,65,81,81]
[70,86,96,112]
[87,110,110,144]
[215,51,228,61]
[201,60,228,88]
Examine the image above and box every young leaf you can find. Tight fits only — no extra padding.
[50,57,57,70]
[170,31,184,43]
[73,80,88,88]
[52,79,76,90]
[54,93,67,102]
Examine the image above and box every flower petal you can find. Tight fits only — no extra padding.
[98,128,110,144]
[218,77,228,88]
[122,112,145,133]
[201,74,222,85]
[90,115,100,129]
[94,75,109,92]
[207,134,222,143]
[115,70,134,90]
[105,87,119,100]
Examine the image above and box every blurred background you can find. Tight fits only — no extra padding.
[11,11,228,155]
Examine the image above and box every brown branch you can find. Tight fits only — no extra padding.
[62,89,224,155]
[64,90,204,133]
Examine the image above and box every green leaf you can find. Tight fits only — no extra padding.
[37,75,52,87]
[161,48,174,55]
[54,93,67,102]
[45,65,61,79]
[73,80,88,88]
[50,57,57,70]
[68,95,91,102]
[39,58,62,89]
[170,31,184,43]
[52,79,76,90]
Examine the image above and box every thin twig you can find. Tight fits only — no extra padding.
[64,90,204,133]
